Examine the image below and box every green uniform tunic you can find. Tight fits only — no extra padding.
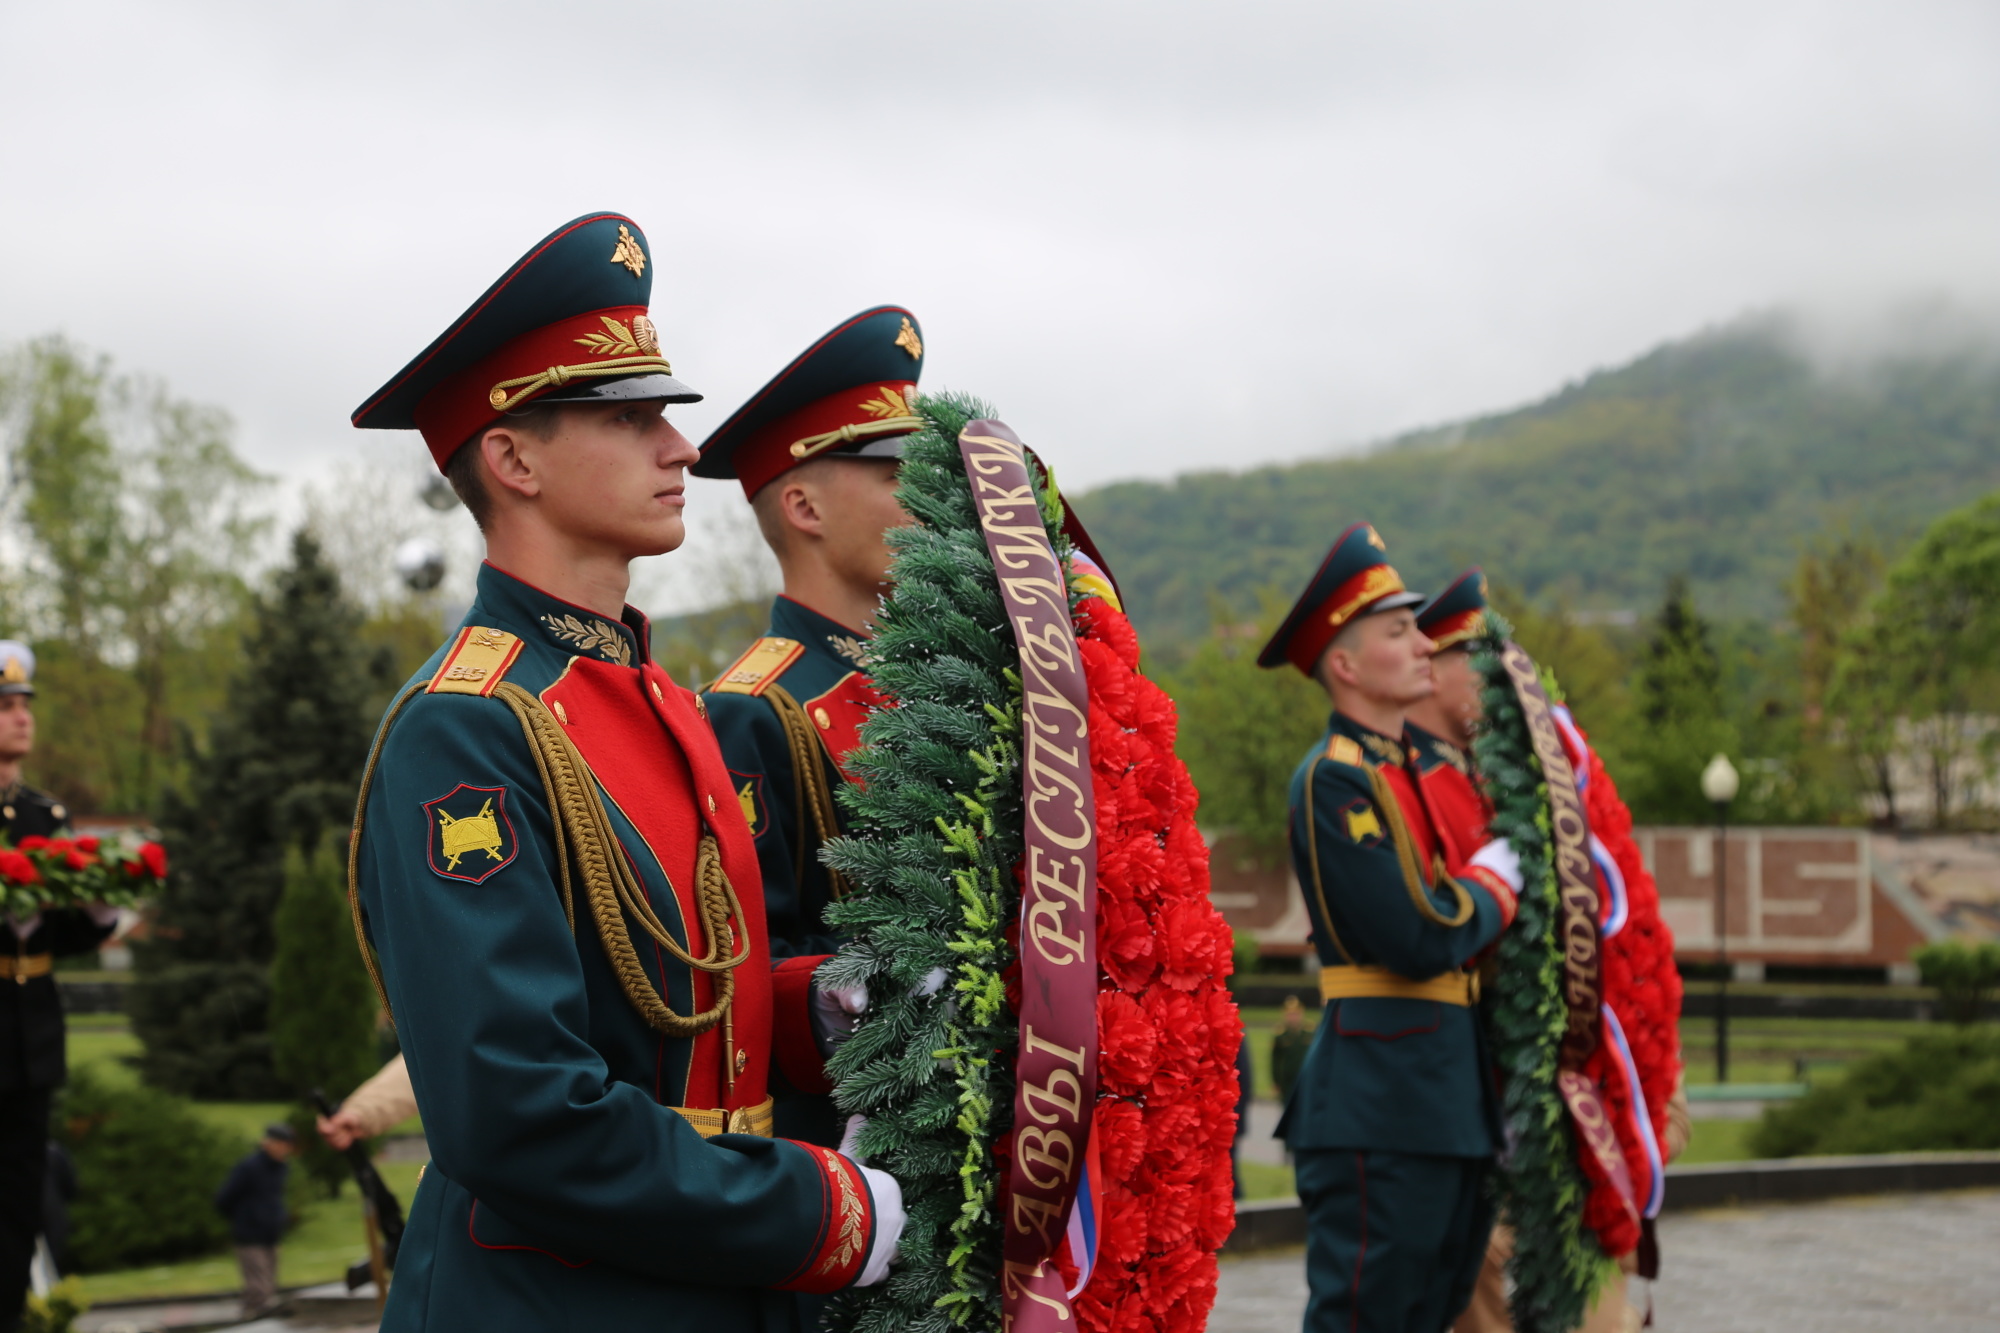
[702,598,883,1152]
[1278,711,1508,1333]
[353,564,876,1333]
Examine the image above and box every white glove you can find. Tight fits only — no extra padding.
[853,1162,905,1286]
[838,1115,905,1288]
[812,982,870,1056]
[1468,838,1522,894]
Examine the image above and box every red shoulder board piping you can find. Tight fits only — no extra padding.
[712,637,805,697]
[428,627,523,698]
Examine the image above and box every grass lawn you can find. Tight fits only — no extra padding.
[1678,1016,1925,1089]
[65,1023,426,1305]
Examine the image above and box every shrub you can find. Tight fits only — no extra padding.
[270,838,380,1196]
[56,1068,236,1271]
[1749,1027,2000,1158]
[1914,940,2000,1024]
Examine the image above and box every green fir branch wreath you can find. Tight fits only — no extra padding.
[816,390,1069,1333]
[1470,609,1611,1332]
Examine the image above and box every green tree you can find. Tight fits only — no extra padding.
[130,532,385,1097]
[270,837,381,1195]
[1833,495,2000,828]
[1159,600,1326,867]
[0,336,266,812]
[1623,576,1736,822]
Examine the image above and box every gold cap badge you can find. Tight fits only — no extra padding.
[610,224,647,277]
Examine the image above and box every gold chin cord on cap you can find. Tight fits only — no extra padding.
[487,356,675,413]
[788,415,923,461]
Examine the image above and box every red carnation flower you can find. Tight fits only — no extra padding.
[75,836,101,853]
[1098,990,1161,1094]
[139,841,168,877]
[0,851,39,885]
[16,836,49,853]
[62,849,90,871]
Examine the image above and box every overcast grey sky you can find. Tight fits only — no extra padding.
[5,0,1999,605]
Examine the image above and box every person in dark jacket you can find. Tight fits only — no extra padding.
[214,1124,296,1318]
[1270,995,1315,1106]
[2,642,116,1333]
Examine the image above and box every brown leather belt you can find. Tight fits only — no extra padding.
[2,954,53,984]
[1320,964,1477,1007]
[672,1095,775,1138]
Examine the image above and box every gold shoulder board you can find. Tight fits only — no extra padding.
[711,637,804,697]
[1326,735,1366,767]
[428,627,523,697]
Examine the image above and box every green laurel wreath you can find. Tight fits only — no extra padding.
[816,391,1069,1333]
[1469,610,1610,1332]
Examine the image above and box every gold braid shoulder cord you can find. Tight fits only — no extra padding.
[348,684,753,1084]
[1299,748,1476,943]
[699,674,851,902]
[760,683,851,901]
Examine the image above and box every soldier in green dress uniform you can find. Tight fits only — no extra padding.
[692,307,925,1151]
[1257,525,1523,1333]
[347,214,904,1332]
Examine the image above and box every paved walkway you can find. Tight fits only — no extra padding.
[1211,1189,2000,1332]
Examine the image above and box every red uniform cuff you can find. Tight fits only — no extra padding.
[1463,867,1519,929]
[771,954,833,1095]
[773,1142,872,1293]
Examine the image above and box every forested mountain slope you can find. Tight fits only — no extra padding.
[1075,316,2000,650]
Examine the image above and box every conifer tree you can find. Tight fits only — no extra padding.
[1625,576,1735,822]
[131,531,383,1097]
[270,837,382,1194]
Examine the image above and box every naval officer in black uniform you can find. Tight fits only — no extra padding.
[1,642,116,1331]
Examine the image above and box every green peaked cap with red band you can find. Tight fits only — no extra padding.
[1256,522,1424,675]
[693,306,924,498]
[1416,568,1489,651]
[351,212,701,471]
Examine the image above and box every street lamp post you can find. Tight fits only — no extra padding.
[1701,753,1740,1084]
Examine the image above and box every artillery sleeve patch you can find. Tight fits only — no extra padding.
[1338,798,1385,846]
[423,783,519,883]
[729,769,766,839]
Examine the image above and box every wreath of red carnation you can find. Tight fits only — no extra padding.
[1555,716,1682,1258]
[1065,593,1240,1333]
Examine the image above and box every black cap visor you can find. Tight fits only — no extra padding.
[522,372,702,407]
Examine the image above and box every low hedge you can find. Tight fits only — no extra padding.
[1750,1026,2000,1158]
[56,1068,238,1271]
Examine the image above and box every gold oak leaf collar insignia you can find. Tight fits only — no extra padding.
[541,613,634,667]
[825,634,867,667]
[1360,733,1406,767]
[610,224,647,277]
[894,316,922,360]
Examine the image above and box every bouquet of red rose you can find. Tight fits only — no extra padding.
[0,832,168,919]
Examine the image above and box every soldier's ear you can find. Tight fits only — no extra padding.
[479,426,543,502]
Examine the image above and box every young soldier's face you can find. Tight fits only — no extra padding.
[1324,608,1435,707]
[817,459,909,592]
[1430,646,1484,730]
[0,696,32,762]
[518,401,699,558]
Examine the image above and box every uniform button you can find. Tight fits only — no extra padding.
[553,701,571,725]
[650,680,663,702]
[813,708,831,729]
[695,696,708,720]
[706,794,716,814]
[735,1049,748,1074]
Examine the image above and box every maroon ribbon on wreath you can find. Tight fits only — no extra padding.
[958,421,1100,1332]
[1496,641,1640,1227]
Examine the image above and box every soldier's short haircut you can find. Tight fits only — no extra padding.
[747,456,838,556]
[446,404,566,531]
